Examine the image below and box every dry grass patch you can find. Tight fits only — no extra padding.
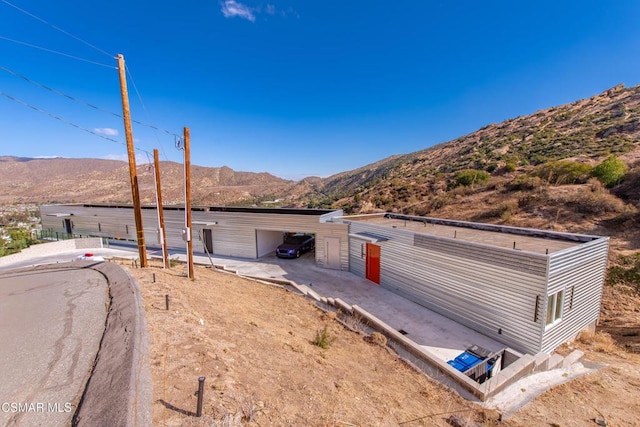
[575,331,622,355]
[134,262,478,426]
[366,331,388,346]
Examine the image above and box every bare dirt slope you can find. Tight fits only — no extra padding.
[129,261,640,427]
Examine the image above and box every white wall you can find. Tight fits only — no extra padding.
[256,230,284,258]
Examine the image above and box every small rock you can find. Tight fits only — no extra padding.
[447,414,481,427]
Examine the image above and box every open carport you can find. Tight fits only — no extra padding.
[256,230,316,259]
[40,204,350,270]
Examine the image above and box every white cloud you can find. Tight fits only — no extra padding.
[103,153,150,164]
[266,4,276,15]
[220,0,255,22]
[103,154,128,162]
[94,128,119,136]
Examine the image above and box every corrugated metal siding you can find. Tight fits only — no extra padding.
[41,205,138,240]
[349,238,366,278]
[315,226,350,270]
[541,238,609,353]
[346,221,549,354]
[414,234,548,276]
[40,205,349,268]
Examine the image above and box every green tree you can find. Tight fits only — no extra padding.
[592,155,627,187]
[5,228,35,254]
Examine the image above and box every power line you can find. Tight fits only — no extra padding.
[0,64,181,138]
[0,35,115,68]
[0,63,118,112]
[0,0,115,59]
[0,90,153,157]
[125,64,173,162]
[0,0,179,161]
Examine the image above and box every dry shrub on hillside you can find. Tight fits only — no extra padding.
[516,189,550,210]
[505,175,548,192]
[449,184,477,197]
[612,167,640,204]
[606,252,640,293]
[558,179,631,215]
[576,331,622,355]
[475,200,519,222]
[427,194,452,212]
[366,332,388,346]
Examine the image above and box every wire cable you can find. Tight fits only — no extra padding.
[0,64,181,138]
[0,35,115,68]
[125,63,173,162]
[0,90,153,157]
[0,0,115,59]
[0,0,177,160]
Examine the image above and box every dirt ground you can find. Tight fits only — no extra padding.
[130,261,640,427]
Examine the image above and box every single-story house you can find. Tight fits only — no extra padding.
[40,205,609,355]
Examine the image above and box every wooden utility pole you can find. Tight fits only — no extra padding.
[184,127,194,279]
[153,149,169,269]
[117,53,147,267]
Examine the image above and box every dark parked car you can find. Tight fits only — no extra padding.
[276,233,315,258]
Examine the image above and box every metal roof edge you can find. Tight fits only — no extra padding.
[382,213,603,243]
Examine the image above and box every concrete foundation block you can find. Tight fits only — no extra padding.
[548,354,564,370]
[305,287,322,301]
[532,352,550,372]
[562,350,584,369]
[334,298,352,313]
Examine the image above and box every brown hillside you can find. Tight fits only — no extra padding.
[0,156,295,206]
[295,84,640,211]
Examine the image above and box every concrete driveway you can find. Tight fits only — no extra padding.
[0,264,108,426]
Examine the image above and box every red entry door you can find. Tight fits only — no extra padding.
[366,243,381,284]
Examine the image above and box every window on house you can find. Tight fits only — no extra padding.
[546,290,564,326]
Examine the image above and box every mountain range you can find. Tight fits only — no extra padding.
[2,84,639,237]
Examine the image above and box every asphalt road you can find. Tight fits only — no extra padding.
[0,265,108,426]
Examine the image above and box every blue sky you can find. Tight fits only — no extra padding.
[1,1,639,180]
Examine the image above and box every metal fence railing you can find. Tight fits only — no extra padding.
[37,229,101,241]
